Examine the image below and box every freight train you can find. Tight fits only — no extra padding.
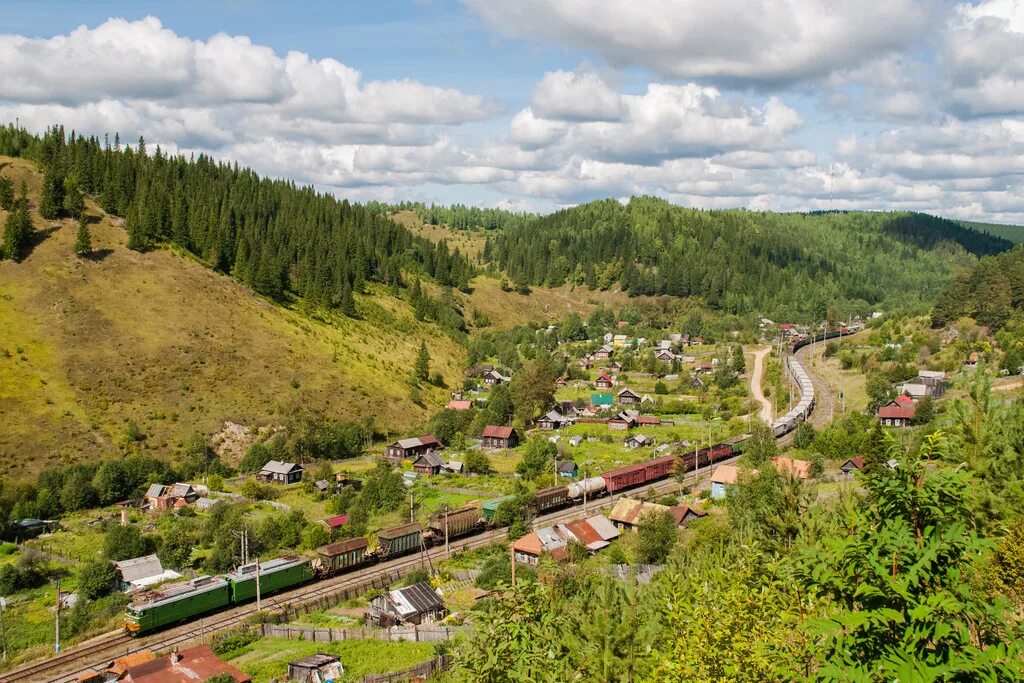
[124,355,815,636]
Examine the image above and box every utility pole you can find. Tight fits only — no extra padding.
[444,505,450,558]
[255,557,261,613]
[54,579,61,654]
[409,491,415,523]
[509,544,516,587]
[0,597,7,662]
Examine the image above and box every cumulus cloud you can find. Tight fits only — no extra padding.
[0,17,496,124]
[945,0,1024,116]
[531,70,625,121]
[463,0,935,84]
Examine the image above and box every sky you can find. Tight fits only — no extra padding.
[2,1,1024,222]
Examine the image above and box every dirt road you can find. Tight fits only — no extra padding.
[749,346,774,423]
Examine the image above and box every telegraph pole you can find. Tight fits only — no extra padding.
[1,597,8,662]
[509,544,516,587]
[255,558,261,613]
[54,580,61,654]
[444,505,450,558]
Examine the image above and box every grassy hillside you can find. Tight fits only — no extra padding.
[0,159,631,478]
[959,219,1024,244]
[0,157,471,477]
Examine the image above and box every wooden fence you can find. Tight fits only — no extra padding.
[259,623,461,643]
[359,655,452,682]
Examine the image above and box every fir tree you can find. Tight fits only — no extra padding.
[73,217,92,257]
[339,282,357,317]
[1,202,33,261]
[63,180,84,219]
[125,203,148,252]
[38,168,64,219]
[0,175,13,211]
[414,342,431,383]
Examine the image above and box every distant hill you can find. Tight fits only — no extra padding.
[485,197,1012,322]
[959,220,1024,244]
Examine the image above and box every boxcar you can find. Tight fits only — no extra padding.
[602,463,647,493]
[482,496,513,521]
[707,444,734,464]
[318,537,369,574]
[376,522,423,558]
[124,576,231,636]
[642,455,676,481]
[534,485,569,512]
[227,557,313,603]
[428,506,482,539]
[677,451,697,473]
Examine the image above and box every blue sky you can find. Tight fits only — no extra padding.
[2,1,1024,221]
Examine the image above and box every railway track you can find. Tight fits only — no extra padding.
[1,458,735,683]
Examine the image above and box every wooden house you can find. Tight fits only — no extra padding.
[386,435,443,462]
[257,460,303,484]
[617,387,641,405]
[481,425,518,449]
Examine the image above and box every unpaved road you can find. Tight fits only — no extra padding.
[749,345,773,423]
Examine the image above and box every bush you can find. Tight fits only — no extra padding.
[104,524,152,562]
[240,479,279,501]
[78,559,117,600]
[404,568,430,586]
[211,627,259,656]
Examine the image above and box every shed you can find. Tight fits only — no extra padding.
[669,506,707,527]
[556,460,578,478]
[711,464,742,499]
[625,434,653,449]
[115,555,181,591]
[288,654,344,683]
[840,456,865,477]
[257,460,303,484]
[314,479,330,494]
[321,514,349,530]
[569,435,584,447]
[366,581,446,627]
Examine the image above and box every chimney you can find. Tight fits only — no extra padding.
[120,507,128,527]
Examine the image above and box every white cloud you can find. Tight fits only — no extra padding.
[463,0,935,84]
[531,70,625,121]
[945,0,1024,116]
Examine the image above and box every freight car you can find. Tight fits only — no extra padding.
[482,496,513,521]
[315,537,370,577]
[427,505,484,540]
[375,522,423,559]
[567,477,605,500]
[534,485,571,513]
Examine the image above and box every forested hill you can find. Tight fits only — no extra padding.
[484,197,1012,322]
[932,244,1024,331]
[0,125,474,304]
[960,219,1024,245]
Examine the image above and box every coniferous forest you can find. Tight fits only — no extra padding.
[485,197,1011,321]
[0,124,474,304]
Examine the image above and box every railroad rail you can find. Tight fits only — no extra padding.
[0,456,736,683]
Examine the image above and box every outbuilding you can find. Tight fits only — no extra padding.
[366,581,446,627]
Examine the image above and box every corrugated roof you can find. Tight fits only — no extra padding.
[878,405,916,419]
[390,581,444,617]
[261,460,302,475]
[145,484,166,499]
[585,515,620,541]
[562,519,601,547]
[447,399,472,410]
[482,425,514,439]
[123,644,250,683]
[168,483,194,497]
[711,464,741,485]
[413,451,447,468]
[115,555,165,583]
[324,514,349,528]
[669,506,707,525]
[512,531,543,556]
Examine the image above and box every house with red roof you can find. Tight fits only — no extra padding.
[878,400,915,427]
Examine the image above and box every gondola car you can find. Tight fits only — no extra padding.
[315,537,370,577]
[427,505,484,540]
[534,485,570,513]
[375,522,423,559]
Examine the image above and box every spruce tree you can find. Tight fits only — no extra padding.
[2,203,33,261]
[38,169,64,219]
[63,181,84,219]
[0,175,13,211]
[414,342,430,382]
[339,282,357,317]
[125,203,147,252]
[74,217,92,257]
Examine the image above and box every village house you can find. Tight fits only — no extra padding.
[711,464,745,499]
[609,498,704,530]
[770,456,812,480]
[366,581,446,627]
[411,450,448,475]
[608,410,637,431]
[608,361,623,373]
[636,415,662,427]
[593,345,614,360]
[916,370,948,395]
[840,456,865,478]
[897,382,931,401]
[595,374,614,389]
[612,334,629,347]
[578,356,593,370]
[625,434,653,449]
[257,460,304,484]
[655,349,675,363]
[695,361,715,375]
[513,515,619,564]
[537,410,566,430]
[446,399,472,411]
[118,645,250,683]
[386,435,443,462]
[591,393,614,409]
[558,401,579,418]
[877,400,916,427]
[481,425,518,449]
[557,460,579,478]
[145,483,199,512]
[617,387,641,406]
[482,369,510,386]
[114,555,181,591]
